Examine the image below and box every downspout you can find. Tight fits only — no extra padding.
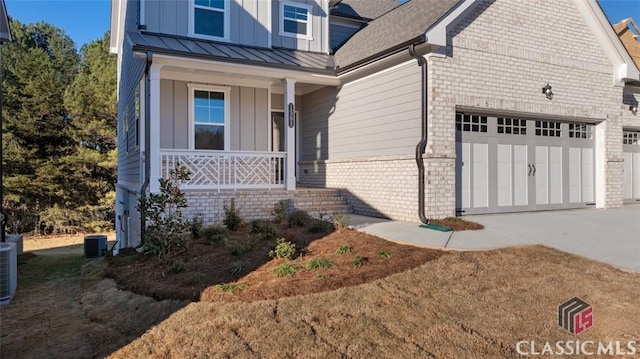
[409,43,429,225]
[139,51,152,245]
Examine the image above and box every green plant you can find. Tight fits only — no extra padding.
[271,263,298,277]
[138,163,192,260]
[287,209,311,227]
[352,256,366,268]
[169,258,186,273]
[228,238,256,257]
[271,200,288,223]
[250,219,277,241]
[308,220,331,233]
[336,245,352,255]
[377,250,394,258]
[223,198,243,231]
[213,282,249,292]
[269,238,296,260]
[332,213,351,230]
[202,225,227,246]
[228,260,250,276]
[305,257,334,270]
[188,215,205,238]
[315,273,332,280]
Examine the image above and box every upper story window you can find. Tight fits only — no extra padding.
[279,1,313,40]
[188,84,230,151]
[190,0,229,41]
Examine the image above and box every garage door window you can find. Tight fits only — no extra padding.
[623,131,639,145]
[569,123,593,139]
[497,117,526,135]
[456,113,487,132]
[535,120,561,137]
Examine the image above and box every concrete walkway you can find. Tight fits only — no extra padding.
[350,205,640,272]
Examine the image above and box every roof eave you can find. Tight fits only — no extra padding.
[336,35,425,75]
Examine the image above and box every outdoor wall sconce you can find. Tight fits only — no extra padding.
[542,83,553,100]
[288,102,295,128]
[630,105,638,115]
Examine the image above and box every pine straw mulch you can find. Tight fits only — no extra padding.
[104,220,448,303]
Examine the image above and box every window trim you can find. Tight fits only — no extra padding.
[188,0,230,42]
[279,0,313,40]
[187,83,231,151]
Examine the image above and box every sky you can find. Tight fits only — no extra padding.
[3,0,640,50]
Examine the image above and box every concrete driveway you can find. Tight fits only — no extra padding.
[350,205,640,272]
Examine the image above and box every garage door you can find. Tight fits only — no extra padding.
[455,113,595,215]
[623,130,640,203]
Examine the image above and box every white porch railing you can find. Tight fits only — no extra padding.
[160,150,287,190]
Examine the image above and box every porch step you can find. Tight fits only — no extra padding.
[292,189,350,218]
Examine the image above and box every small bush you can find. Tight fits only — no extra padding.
[332,213,351,230]
[308,220,331,233]
[223,198,242,231]
[228,260,250,276]
[377,250,394,258]
[336,245,352,255]
[352,256,366,268]
[271,200,288,223]
[271,263,298,277]
[213,282,249,292]
[169,258,186,273]
[269,238,296,260]
[188,215,205,238]
[250,219,277,241]
[202,225,227,246]
[288,209,311,228]
[228,238,255,257]
[305,257,334,270]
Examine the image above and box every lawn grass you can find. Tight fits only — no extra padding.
[109,245,640,358]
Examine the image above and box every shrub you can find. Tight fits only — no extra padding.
[269,238,296,260]
[287,209,311,227]
[336,245,352,255]
[138,163,192,260]
[169,258,186,273]
[271,263,298,277]
[377,250,394,258]
[223,198,242,231]
[202,225,228,246]
[228,260,250,276]
[213,282,249,292]
[308,219,331,233]
[188,215,204,238]
[271,200,288,223]
[250,219,277,241]
[332,213,351,230]
[228,238,255,257]
[352,256,365,268]
[305,257,334,270]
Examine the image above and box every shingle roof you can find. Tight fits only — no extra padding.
[331,0,403,21]
[335,0,461,70]
[128,31,336,74]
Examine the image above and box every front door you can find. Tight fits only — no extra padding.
[271,111,298,177]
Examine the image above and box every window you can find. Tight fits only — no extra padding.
[497,117,526,135]
[279,1,313,40]
[189,85,229,150]
[623,131,640,145]
[456,113,487,133]
[535,120,561,137]
[568,123,593,139]
[191,0,229,40]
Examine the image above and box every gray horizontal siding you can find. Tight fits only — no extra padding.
[160,80,269,151]
[301,61,421,161]
[272,0,328,53]
[145,0,270,48]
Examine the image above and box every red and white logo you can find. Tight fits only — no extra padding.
[558,297,593,335]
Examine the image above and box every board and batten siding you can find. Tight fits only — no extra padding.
[160,80,270,151]
[144,0,271,48]
[300,61,422,161]
[271,0,329,53]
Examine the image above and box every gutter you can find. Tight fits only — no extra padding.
[408,43,430,225]
[139,51,153,246]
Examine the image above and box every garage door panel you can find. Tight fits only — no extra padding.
[581,148,594,203]
[472,143,488,208]
[535,146,549,205]
[624,152,633,199]
[513,145,528,206]
[497,144,512,207]
[548,146,563,204]
[634,153,640,199]
[569,148,581,203]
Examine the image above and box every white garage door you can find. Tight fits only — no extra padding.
[623,130,640,204]
[455,113,595,215]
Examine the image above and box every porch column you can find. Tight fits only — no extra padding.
[284,78,297,191]
[149,63,162,193]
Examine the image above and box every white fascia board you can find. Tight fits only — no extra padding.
[571,0,640,84]
[423,0,481,47]
[150,53,340,86]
